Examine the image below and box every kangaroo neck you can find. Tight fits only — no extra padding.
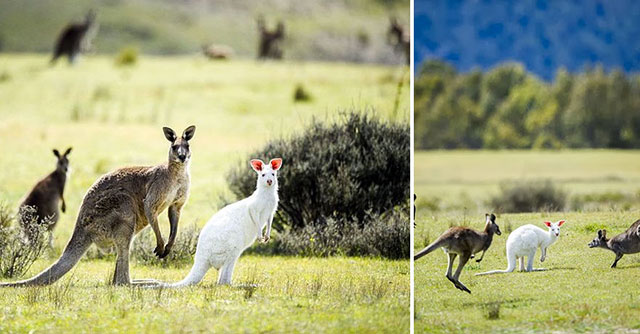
[252,184,278,199]
[482,231,494,251]
[167,160,189,177]
[545,231,558,246]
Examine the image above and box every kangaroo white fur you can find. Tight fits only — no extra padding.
[476,220,565,276]
[167,158,282,287]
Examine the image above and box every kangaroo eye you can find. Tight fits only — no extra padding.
[271,173,274,176]
[261,173,265,177]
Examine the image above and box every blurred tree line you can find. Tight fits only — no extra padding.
[415,60,640,149]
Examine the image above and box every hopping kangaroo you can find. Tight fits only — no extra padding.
[51,10,98,65]
[0,126,195,287]
[167,158,281,287]
[477,220,565,276]
[414,214,501,293]
[19,147,72,247]
[588,219,640,268]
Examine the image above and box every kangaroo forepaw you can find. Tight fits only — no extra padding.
[475,258,482,263]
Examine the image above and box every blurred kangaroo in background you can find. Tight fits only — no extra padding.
[1,126,196,287]
[589,219,640,268]
[19,148,72,247]
[257,16,285,60]
[387,17,410,65]
[51,10,98,65]
[414,214,502,293]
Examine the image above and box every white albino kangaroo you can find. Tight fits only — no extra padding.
[167,158,282,287]
[476,220,565,276]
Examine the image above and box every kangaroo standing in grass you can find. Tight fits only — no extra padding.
[0,126,195,287]
[51,10,98,65]
[588,219,640,268]
[256,16,285,60]
[167,158,281,287]
[387,17,410,65]
[19,148,72,247]
[477,220,565,276]
[414,213,501,293]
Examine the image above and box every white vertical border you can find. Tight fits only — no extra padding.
[409,0,415,332]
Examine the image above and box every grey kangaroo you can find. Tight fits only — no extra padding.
[1,126,195,287]
[588,219,640,268]
[51,10,98,65]
[414,213,501,293]
[19,147,72,247]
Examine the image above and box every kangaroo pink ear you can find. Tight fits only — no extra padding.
[270,158,282,171]
[557,220,565,226]
[544,221,552,227]
[250,159,264,172]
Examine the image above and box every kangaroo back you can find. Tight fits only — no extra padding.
[0,226,91,287]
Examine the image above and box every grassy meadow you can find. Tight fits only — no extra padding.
[0,54,409,333]
[414,150,640,333]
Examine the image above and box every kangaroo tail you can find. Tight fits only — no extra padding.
[0,227,92,287]
[165,257,210,288]
[476,250,516,276]
[414,237,446,261]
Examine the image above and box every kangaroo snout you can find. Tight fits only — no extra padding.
[178,154,187,162]
[266,179,273,186]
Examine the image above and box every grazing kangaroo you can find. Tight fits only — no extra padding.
[414,213,501,293]
[477,220,565,276]
[0,126,195,287]
[166,158,281,287]
[19,147,72,247]
[51,10,98,65]
[202,44,234,60]
[387,17,410,65]
[256,16,285,60]
[588,219,640,268]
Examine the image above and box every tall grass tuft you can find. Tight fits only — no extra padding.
[0,205,50,278]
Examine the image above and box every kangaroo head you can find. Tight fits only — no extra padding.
[250,158,282,189]
[85,10,97,25]
[485,213,501,236]
[163,125,196,164]
[53,147,72,174]
[589,229,608,248]
[544,220,565,237]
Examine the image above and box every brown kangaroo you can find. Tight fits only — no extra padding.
[51,10,98,65]
[256,16,285,60]
[387,17,410,65]
[1,126,195,287]
[19,147,72,247]
[414,213,501,293]
[588,219,640,268]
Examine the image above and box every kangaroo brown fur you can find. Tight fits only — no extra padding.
[256,16,285,60]
[19,147,72,247]
[51,10,98,65]
[1,126,195,287]
[588,219,640,268]
[414,213,502,293]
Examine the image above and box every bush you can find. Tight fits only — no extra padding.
[228,111,410,259]
[293,84,312,102]
[0,205,50,278]
[131,224,199,267]
[115,46,139,66]
[490,180,567,213]
[248,206,409,259]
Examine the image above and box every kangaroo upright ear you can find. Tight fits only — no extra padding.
[63,147,72,156]
[270,158,282,171]
[163,127,177,142]
[182,125,196,141]
[53,149,60,158]
[250,159,264,172]
[557,220,565,226]
[544,221,552,227]
[600,229,607,239]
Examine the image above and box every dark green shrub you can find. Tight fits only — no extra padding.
[293,84,312,102]
[490,180,567,213]
[115,46,139,66]
[228,111,410,259]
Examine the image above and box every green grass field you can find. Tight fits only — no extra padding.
[0,54,409,333]
[414,150,640,333]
